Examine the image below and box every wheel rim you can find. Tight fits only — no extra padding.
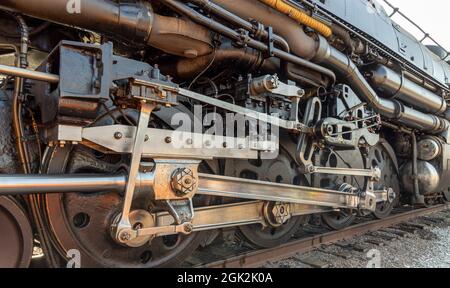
[42,145,206,267]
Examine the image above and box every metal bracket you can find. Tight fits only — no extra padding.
[52,125,277,159]
[111,101,155,244]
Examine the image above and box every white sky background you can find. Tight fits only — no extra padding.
[378,0,450,50]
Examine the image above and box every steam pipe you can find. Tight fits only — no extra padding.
[314,37,448,133]
[211,0,318,60]
[0,0,213,58]
[160,0,336,82]
[160,45,279,79]
[369,65,447,115]
[188,0,290,52]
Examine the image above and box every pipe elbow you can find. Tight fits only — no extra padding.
[148,14,214,58]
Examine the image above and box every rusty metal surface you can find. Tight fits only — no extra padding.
[198,203,450,268]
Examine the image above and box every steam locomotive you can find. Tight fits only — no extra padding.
[0,0,449,267]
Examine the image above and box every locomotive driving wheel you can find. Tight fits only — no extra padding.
[0,196,33,268]
[368,141,400,219]
[41,145,208,268]
[225,148,309,248]
[318,149,365,230]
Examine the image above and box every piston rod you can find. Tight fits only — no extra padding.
[0,173,153,195]
[0,64,60,83]
[0,172,378,211]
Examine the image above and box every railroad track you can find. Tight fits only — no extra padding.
[192,203,450,268]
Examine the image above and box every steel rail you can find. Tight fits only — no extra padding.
[197,203,450,268]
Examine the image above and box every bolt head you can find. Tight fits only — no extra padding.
[114,132,123,140]
[184,223,194,233]
[119,231,131,242]
[171,168,197,196]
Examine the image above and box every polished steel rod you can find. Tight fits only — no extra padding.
[0,64,60,83]
[0,174,125,195]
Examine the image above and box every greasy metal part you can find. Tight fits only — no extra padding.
[369,65,447,115]
[0,0,213,58]
[0,197,33,268]
[249,75,304,99]
[315,38,448,133]
[0,64,59,83]
[160,0,336,82]
[112,102,155,245]
[200,203,450,268]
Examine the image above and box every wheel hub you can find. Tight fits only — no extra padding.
[42,146,206,267]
